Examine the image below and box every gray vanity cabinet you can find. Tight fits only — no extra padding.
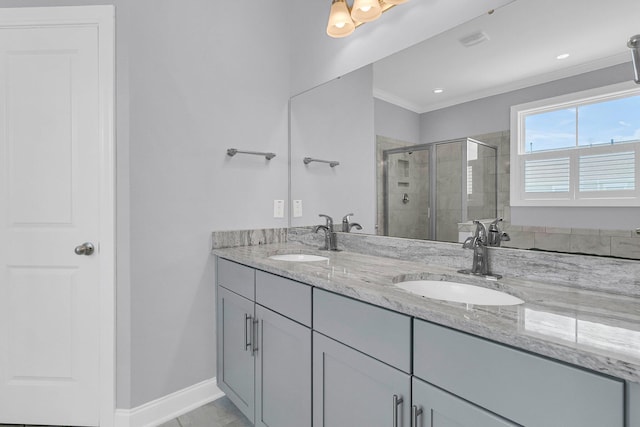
[216,285,256,423]
[216,258,312,427]
[412,377,517,427]
[313,332,411,427]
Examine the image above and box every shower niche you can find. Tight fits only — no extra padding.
[379,137,497,243]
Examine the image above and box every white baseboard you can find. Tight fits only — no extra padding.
[114,378,224,427]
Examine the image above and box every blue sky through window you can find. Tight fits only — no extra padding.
[578,96,640,146]
[524,94,640,153]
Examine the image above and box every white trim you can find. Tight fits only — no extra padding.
[114,379,224,427]
[0,6,117,427]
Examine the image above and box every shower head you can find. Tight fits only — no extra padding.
[628,34,640,84]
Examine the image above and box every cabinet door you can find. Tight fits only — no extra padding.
[412,378,517,427]
[313,332,411,427]
[255,305,311,427]
[629,381,640,427]
[217,286,255,424]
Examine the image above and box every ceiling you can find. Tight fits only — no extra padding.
[373,0,640,113]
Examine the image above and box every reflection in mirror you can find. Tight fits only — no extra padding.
[379,138,497,243]
[289,0,640,258]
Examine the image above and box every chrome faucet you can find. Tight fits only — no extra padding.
[487,218,510,247]
[315,214,339,251]
[341,213,363,233]
[459,220,502,279]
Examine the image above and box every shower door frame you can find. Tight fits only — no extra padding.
[382,138,498,241]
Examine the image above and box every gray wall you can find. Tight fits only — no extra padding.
[419,62,640,230]
[374,98,420,145]
[0,0,290,409]
[127,0,290,408]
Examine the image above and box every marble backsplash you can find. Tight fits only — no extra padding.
[211,228,288,249]
[287,227,640,298]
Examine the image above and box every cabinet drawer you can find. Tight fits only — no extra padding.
[413,319,624,427]
[217,258,255,300]
[313,288,411,372]
[256,271,311,327]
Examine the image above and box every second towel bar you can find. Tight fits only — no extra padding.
[303,157,339,167]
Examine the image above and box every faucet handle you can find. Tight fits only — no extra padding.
[318,214,334,231]
[489,218,502,232]
[472,220,488,242]
[342,213,354,222]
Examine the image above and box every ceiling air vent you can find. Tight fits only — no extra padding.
[459,31,490,47]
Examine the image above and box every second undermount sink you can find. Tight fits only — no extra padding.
[395,280,524,306]
[268,254,329,262]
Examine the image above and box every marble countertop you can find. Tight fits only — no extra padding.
[213,242,640,384]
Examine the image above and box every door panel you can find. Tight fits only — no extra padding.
[8,53,74,225]
[0,24,101,426]
[8,267,75,378]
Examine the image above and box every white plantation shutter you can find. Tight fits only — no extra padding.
[579,151,635,192]
[525,158,570,193]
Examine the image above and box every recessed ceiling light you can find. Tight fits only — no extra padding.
[556,53,570,60]
[433,88,444,94]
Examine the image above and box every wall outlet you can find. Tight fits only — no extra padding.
[293,200,303,217]
[273,200,285,218]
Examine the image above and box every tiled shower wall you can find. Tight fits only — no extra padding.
[434,141,463,242]
[376,136,430,239]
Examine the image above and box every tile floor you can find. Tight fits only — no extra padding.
[0,396,251,427]
[159,396,251,427]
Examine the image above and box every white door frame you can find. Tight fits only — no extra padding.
[0,5,116,426]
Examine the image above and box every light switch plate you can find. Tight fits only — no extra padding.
[293,200,303,217]
[274,200,285,218]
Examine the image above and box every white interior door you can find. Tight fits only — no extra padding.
[0,22,103,426]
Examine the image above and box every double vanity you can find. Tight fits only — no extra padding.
[213,229,640,427]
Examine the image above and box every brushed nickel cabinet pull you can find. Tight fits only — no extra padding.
[411,405,423,427]
[393,394,403,427]
[244,314,252,351]
[252,319,259,355]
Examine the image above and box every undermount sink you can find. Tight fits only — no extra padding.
[395,280,524,306]
[268,254,329,262]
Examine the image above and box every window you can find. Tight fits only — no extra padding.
[511,82,640,207]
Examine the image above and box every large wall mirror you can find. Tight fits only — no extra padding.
[290,0,640,259]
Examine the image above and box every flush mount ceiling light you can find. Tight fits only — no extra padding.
[433,88,444,94]
[556,53,570,60]
[327,0,356,37]
[326,0,409,38]
[351,0,382,22]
